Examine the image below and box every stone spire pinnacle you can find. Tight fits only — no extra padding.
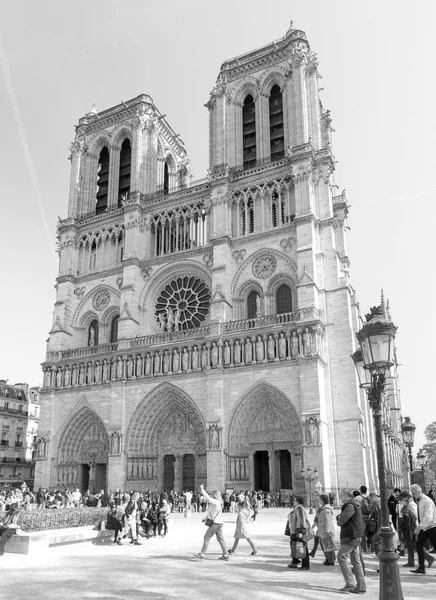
[380,289,386,317]
[386,298,392,321]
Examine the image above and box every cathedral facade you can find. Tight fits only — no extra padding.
[35,25,406,498]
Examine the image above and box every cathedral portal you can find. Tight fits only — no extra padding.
[55,406,110,491]
[126,383,206,492]
[227,382,303,493]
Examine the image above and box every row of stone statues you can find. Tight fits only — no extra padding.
[127,457,157,481]
[43,328,321,389]
[229,456,249,481]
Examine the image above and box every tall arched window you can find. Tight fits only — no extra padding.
[247,290,258,319]
[269,85,284,161]
[96,146,109,214]
[90,240,97,270]
[276,284,292,314]
[110,315,119,343]
[163,161,169,194]
[88,320,99,346]
[243,95,256,169]
[118,138,131,205]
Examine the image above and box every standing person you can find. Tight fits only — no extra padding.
[106,504,123,545]
[158,494,170,537]
[317,493,336,566]
[0,503,22,556]
[367,493,381,556]
[193,484,229,560]
[397,490,433,568]
[410,484,436,574]
[288,496,311,570]
[359,486,371,552]
[387,488,401,530]
[125,491,141,546]
[228,500,258,555]
[336,488,366,594]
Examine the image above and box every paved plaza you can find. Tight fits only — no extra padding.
[2,508,434,600]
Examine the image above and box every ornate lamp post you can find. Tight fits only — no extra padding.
[301,466,318,513]
[416,448,427,492]
[351,305,403,600]
[401,416,416,481]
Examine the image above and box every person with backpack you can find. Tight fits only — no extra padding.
[359,486,371,552]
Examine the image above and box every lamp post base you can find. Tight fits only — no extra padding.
[378,527,404,600]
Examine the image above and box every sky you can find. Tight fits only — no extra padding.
[0,0,434,452]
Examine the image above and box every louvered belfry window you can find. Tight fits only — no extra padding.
[96,146,109,214]
[118,138,131,205]
[269,85,284,161]
[243,95,256,169]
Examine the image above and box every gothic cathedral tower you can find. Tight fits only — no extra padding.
[37,25,399,498]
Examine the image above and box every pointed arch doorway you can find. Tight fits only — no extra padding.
[227,382,303,493]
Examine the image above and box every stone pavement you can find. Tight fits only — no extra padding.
[1,508,433,600]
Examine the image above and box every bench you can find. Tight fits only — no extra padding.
[4,526,113,555]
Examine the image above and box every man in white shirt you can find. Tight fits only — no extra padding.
[410,484,436,574]
[194,484,229,561]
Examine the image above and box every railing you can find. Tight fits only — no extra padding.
[14,442,23,448]
[0,406,29,416]
[130,323,215,348]
[0,457,34,464]
[60,342,119,360]
[0,440,9,446]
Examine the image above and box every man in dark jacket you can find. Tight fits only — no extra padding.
[336,488,366,594]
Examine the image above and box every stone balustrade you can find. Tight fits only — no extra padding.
[42,313,325,391]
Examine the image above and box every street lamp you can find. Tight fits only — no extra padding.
[401,416,416,479]
[301,466,318,513]
[351,305,403,600]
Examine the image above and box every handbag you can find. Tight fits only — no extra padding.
[367,518,377,534]
[204,506,222,527]
[284,521,290,536]
[302,531,314,543]
[291,540,306,559]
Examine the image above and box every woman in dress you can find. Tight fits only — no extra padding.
[228,500,258,555]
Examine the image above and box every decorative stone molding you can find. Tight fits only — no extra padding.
[279,237,295,253]
[252,255,277,279]
[93,290,111,311]
[232,249,247,265]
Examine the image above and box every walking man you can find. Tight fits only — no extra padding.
[410,484,436,574]
[336,488,366,594]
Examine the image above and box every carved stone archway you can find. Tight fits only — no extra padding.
[227,381,303,492]
[126,382,207,492]
[56,406,110,491]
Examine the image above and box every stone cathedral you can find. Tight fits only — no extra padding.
[35,24,406,497]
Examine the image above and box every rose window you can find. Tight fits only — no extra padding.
[155,276,211,331]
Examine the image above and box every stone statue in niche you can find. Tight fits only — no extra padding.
[305,417,319,445]
[102,359,109,382]
[173,348,180,372]
[256,293,261,316]
[255,336,264,361]
[111,357,117,381]
[303,328,312,355]
[158,313,165,330]
[166,308,174,332]
[88,326,95,347]
[64,365,71,386]
[56,368,63,388]
[136,355,142,377]
[145,353,152,375]
[116,357,123,379]
[291,331,299,358]
[37,437,47,458]
[279,332,286,359]
[234,340,241,364]
[71,365,78,386]
[174,307,181,331]
[267,335,275,360]
[94,361,101,383]
[79,364,85,385]
[87,362,93,384]
[127,357,134,378]
[211,342,218,367]
[201,345,208,369]
[163,350,171,373]
[223,340,231,365]
[154,352,161,374]
[245,339,252,363]
[209,424,220,450]
[182,348,189,371]
[192,346,199,370]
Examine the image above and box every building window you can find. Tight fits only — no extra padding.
[163,161,169,194]
[90,241,97,270]
[88,320,99,346]
[18,405,22,413]
[96,146,110,214]
[4,402,9,411]
[118,138,131,205]
[110,315,119,343]
[247,291,258,319]
[1,432,8,446]
[276,284,292,314]
[269,84,284,161]
[243,95,256,169]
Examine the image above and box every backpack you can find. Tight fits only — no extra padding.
[361,496,370,516]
